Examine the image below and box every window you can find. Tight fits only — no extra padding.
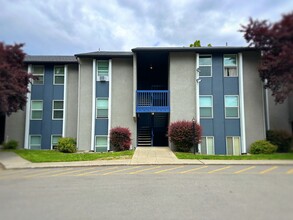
[201,137,215,155]
[96,98,108,118]
[97,60,109,77]
[198,55,212,77]
[199,96,213,118]
[52,101,64,119]
[95,136,108,152]
[225,96,239,118]
[51,135,62,149]
[30,135,41,150]
[32,65,44,84]
[54,66,64,84]
[226,136,241,155]
[31,100,43,120]
[224,55,238,77]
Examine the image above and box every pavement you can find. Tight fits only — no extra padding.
[0,147,293,169]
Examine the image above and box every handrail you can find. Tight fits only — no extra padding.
[136,90,170,113]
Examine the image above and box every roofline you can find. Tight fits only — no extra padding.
[132,46,259,52]
[75,51,133,58]
[24,55,77,64]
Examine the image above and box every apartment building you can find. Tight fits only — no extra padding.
[2,47,292,154]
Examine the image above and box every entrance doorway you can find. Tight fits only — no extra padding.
[0,114,5,144]
[137,113,169,147]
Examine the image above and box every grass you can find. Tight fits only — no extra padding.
[11,149,134,163]
[175,152,293,160]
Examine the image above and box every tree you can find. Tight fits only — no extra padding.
[189,40,212,47]
[190,40,201,47]
[0,42,32,115]
[241,12,293,103]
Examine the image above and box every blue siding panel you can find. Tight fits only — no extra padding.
[199,53,241,155]
[95,119,108,135]
[31,86,44,99]
[29,121,42,133]
[53,86,64,99]
[199,78,212,95]
[96,82,109,97]
[52,121,63,134]
[211,53,226,154]
[200,119,214,136]
[223,78,239,94]
[29,64,64,149]
[225,120,241,136]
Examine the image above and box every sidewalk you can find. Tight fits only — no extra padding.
[1,148,293,169]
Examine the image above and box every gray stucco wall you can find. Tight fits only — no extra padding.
[268,91,291,132]
[169,52,196,122]
[5,110,26,148]
[242,51,266,149]
[77,58,93,150]
[65,64,78,138]
[111,58,136,148]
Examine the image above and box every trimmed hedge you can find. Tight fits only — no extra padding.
[168,120,202,152]
[249,140,277,154]
[266,130,292,152]
[2,140,18,149]
[110,127,131,151]
[56,137,77,153]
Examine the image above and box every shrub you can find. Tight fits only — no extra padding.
[249,140,277,154]
[168,120,202,152]
[110,127,131,151]
[2,140,18,149]
[56,137,77,153]
[266,130,293,153]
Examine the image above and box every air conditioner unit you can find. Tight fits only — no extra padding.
[99,76,107,82]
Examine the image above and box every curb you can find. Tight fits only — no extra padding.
[2,161,293,170]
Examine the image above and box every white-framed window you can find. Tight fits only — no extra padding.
[54,66,64,85]
[51,135,62,149]
[224,54,238,77]
[97,60,109,78]
[201,136,215,155]
[29,135,41,150]
[32,65,44,84]
[52,100,63,120]
[199,95,213,118]
[95,135,108,152]
[225,95,239,118]
[96,98,108,118]
[198,55,212,77]
[226,136,241,155]
[31,100,43,120]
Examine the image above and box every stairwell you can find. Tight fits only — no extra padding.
[137,127,152,146]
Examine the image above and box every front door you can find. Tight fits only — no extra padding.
[0,114,5,144]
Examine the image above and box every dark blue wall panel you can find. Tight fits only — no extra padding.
[199,78,212,95]
[96,82,109,97]
[199,53,241,155]
[200,119,214,136]
[225,120,240,136]
[211,53,226,154]
[223,78,239,94]
[95,81,109,138]
[29,64,64,149]
[95,119,108,135]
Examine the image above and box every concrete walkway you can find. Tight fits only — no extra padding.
[0,148,293,169]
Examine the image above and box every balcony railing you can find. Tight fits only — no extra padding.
[136,90,170,113]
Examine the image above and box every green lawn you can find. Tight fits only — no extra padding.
[175,152,293,160]
[13,149,134,163]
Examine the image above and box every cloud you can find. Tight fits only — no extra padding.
[0,0,292,54]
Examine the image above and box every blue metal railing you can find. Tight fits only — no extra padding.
[136,90,170,113]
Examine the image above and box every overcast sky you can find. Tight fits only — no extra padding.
[1,0,292,55]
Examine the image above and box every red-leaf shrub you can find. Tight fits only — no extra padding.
[110,127,131,151]
[168,120,202,152]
